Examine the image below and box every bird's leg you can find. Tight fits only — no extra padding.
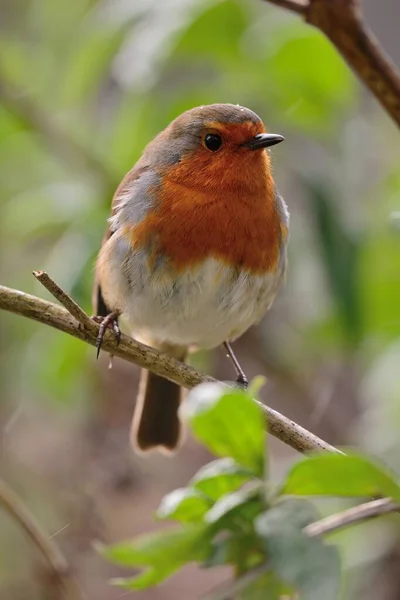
[223,341,248,389]
[92,311,121,359]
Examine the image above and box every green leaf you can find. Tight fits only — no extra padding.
[281,453,400,501]
[157,488,211,523]
[110,567,173,591]
[181,382,265,476]
[204,529,265,571]
[204,484,264,527]
[259,498,320,531]
[237,571,291,600]
[100,524,211,589]
[190,458,253,501]
[255,499,340,600]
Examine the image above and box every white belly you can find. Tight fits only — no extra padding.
[98,234,286,349]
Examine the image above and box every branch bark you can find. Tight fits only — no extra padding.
[0,278,340,456]
[0,477,84,599]
[262,0,400,128]
[305,497,400,537]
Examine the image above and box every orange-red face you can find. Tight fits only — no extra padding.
[170,120,269,193]
[155,105,284,196]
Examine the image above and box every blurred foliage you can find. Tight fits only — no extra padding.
[0,0,400,598]
[102,383,400,597]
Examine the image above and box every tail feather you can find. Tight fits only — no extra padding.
[130,345,187,454]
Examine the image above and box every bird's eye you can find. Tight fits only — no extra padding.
[204,133,222,152]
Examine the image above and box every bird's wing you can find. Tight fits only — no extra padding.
[92,160,149,316]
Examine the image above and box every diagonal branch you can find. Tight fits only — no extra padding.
[0,477,85,599]
[304,497,400,537]
[0,278,339,456]
[262,0,400,128]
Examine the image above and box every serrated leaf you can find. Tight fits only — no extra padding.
[180,382,265,476]
[204,484,264,527]
[157,488,211,523]
[100,524,211,589]
[255,499,340,600]
[190,458,253,501]
[281,453,400,501]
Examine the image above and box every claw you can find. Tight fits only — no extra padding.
[236,373,249,390]
[92,312,121,359]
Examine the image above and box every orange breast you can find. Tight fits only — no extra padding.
[126,149,283,275]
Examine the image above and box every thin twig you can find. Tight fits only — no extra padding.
[0,477,84,599]
[262,0,400,128]
[256,399,340,454]
[0,283,339,455]
[33,270,97,334]
[305,497,400,537]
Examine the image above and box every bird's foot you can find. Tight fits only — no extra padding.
[235,373,249,390]
[92,312,121,358]
[223,341,248,390]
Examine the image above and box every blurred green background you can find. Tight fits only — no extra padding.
[0,0,399,598]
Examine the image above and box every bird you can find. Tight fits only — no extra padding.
[92,103,289,455]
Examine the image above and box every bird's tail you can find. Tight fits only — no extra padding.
[130,342,187,454]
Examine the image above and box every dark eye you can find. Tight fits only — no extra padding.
[204,133,222,152]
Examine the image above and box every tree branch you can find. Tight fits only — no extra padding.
[33,270,98,335]
[262,0,400,128]
[305,497,400,537]
[0,278,340,456]
[0,477,84,599]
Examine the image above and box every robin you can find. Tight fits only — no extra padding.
[93,103,288,454]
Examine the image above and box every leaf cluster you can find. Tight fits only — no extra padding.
[100,382,400,598]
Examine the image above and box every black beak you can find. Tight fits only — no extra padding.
[245,133,284,150]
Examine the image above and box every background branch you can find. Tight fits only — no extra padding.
[262,0,400,127]
[0,477,84,599]
[0,279,340,456]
